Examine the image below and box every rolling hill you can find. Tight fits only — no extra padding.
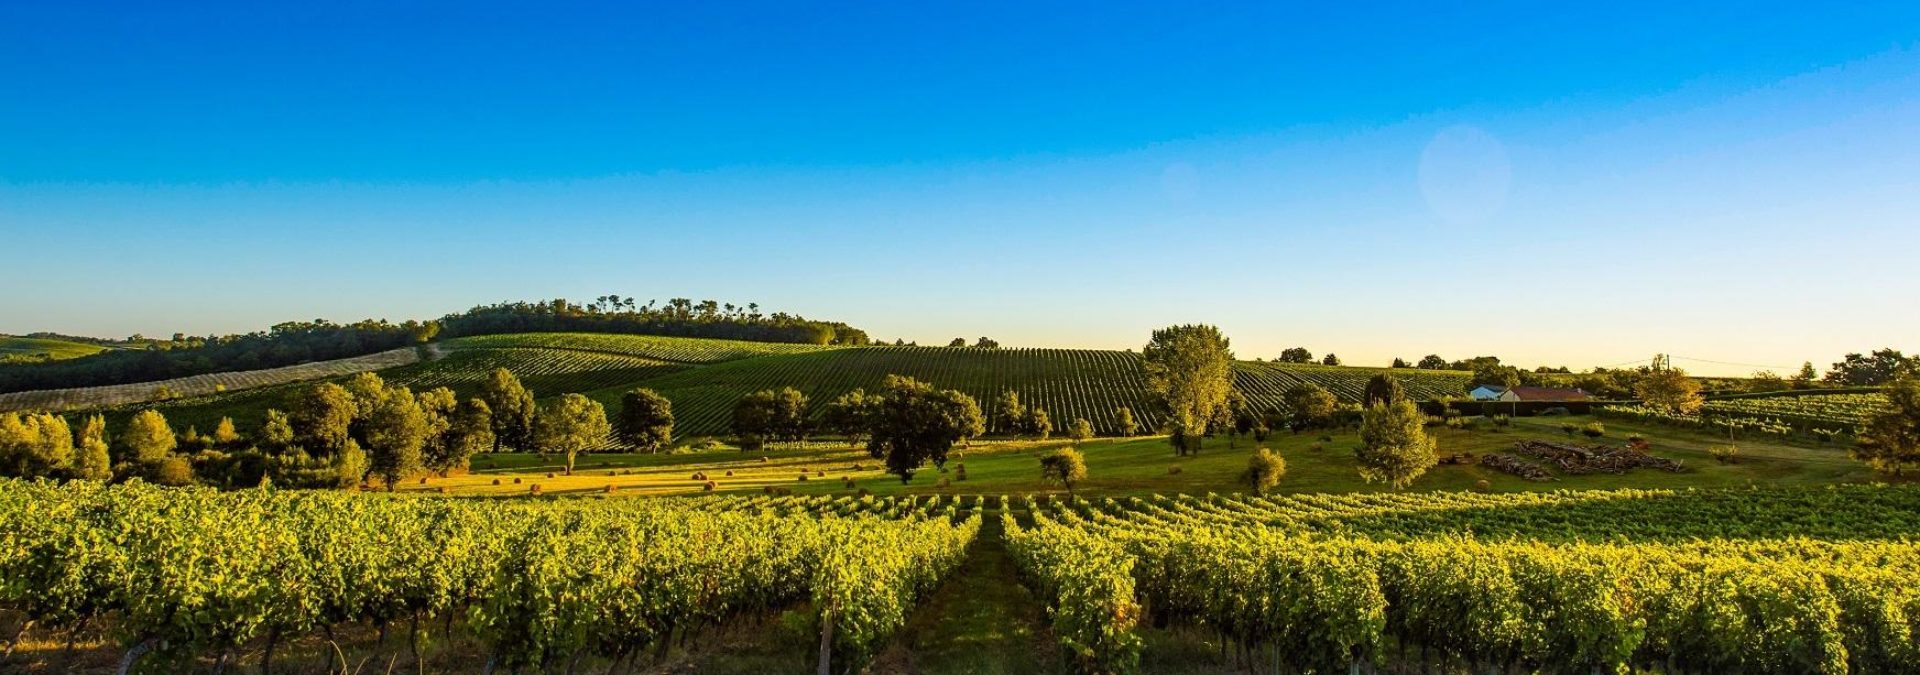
[0,335,112,362]
[50,332,1471,442]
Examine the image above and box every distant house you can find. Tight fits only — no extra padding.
[1470,385,1591,402]
[1469,385,1509,401]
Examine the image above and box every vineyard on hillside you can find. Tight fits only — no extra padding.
[443,332,836,363]
[0,480,981,673]
[1007,485,1920,674]
[1233,361,1469,411]
[1600,390,1887,440]
[0,347,422,413]
[382,347,686,398]
[589,346,1474,439]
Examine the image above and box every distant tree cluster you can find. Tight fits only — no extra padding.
[0,365,685,491]
[0,320,435,394]
[729,375,983,483]
[438,297,870,346]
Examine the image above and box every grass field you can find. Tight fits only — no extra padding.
[401,413,1876,499]
[0,335,110,361]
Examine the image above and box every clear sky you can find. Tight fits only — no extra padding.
[3,2,1917,375]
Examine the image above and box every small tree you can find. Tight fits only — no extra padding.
[974,337,1000,349]
[73,414,113,480]
[292,383,355,455]
[1355,400,1436,489]
[211,417,243,448]
[947,338,967,348]
[120,409,177,464]
[1115,407,1138,437]
[1068,418,1094,442]
[616,388,675,453]
[1277,347,1314,363]
[1417,354,1450,370]
[1023,408,1053,440]
[537,393,611,475]
[1244,447,1286,495]
[1321,353,1342,366]
[364,384,429,490]
[1792,362,1819,389]
[1281,383,1337,431]
[432,398,493,475]
[1391,357,1410,369]
[480,368,537,452]
[1636,368,1704,414]
[1747,371,1788,393]
[1039,447,1088,494]
[1363,373,1406,408]
[259,409,296,452]
[732,390,777,451]
[1855,375,1920,477]
[994,390,1026,436]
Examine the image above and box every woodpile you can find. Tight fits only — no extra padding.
[1512,440,1685,475]
[1480,453,1554,481]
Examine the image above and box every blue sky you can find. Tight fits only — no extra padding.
[3,2,1918,374]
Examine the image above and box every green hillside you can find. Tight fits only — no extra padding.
[0,335,111,362]
[74,333,1472,442]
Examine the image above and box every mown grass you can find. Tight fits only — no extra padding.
[414,414,1875,499]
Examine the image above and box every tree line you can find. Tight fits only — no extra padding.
[0,319,435,394]
[438,297,870,346]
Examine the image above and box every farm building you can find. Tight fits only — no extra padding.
[1471,385,1591,402]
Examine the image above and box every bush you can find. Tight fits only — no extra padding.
[1710,445,1740,464]
[150,456,196,487]
[1475,479,1492,492]
[1491,414,1512,428]
[1560,422,1579,436]
[1581,422,1606,439]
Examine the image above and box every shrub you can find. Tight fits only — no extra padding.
[1710,445,1740,464]
[1560,422,1579,436]
[1492,414,1512,428]
[1581,422,1606,439]
[702,481,716,491]
[1243,448,1286,495]
[1474,479,1492,492]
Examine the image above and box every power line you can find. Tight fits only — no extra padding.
[1669,355,1798,371]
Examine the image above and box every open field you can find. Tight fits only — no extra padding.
[0,336,109,361]
[392,414,1875,499]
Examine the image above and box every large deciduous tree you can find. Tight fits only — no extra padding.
[1356,399,1436,489]
[0,412,73,478]
[866,375,980,483]
[1855,375,1920,477]
[363,384,429,490]
[1826,349,1920,386]
[1277,347,1314,363]
[1417,355,1450,370]
[536,393,610,475]
[1142,324,1235,456]
[615,388,675,453]
[292,383,356,456]
[481,368,537,452]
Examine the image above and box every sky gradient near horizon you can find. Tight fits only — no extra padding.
[4,2,1919,376]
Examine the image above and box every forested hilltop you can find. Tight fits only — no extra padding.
[0,297,867,394]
